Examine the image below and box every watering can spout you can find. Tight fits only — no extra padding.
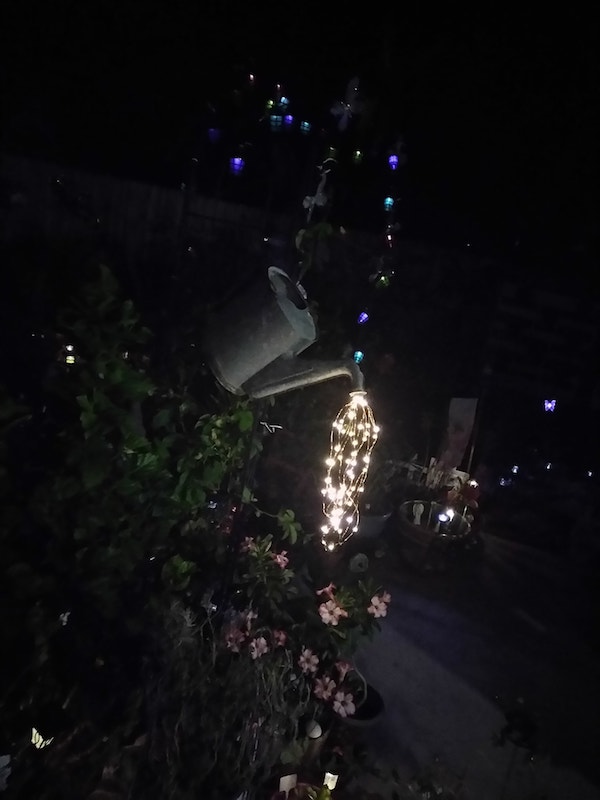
[244,358,364,399]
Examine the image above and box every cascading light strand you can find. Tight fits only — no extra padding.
[320,390,379,550]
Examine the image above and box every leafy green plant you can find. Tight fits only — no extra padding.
[0,265,256,797]
[0,264,392,799]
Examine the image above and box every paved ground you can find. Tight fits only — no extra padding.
[350,530,600,799]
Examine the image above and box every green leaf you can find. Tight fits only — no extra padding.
[241,486,255,504]
[136,452,158,470]
[80,410,96,430]
[76,394,94,411]
[236,409,254,432]
[152,408,171,429]
[202,461,224,487]
[123,434,150,453]
[161,555,196,591]
[184,485,206,508]
[82,459,109,489]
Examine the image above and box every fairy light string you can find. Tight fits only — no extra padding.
[320,391,379,550]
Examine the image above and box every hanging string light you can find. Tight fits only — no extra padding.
[320,391,379,550]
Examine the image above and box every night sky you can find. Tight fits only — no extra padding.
[2,4,598,255]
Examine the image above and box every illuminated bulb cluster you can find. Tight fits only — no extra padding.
[321,391,379,550]
[65,344,76,365]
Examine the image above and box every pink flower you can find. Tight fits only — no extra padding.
[367,594,389,618]
[333,690,356,718]
[298,647,319,674]
[271,550,289,569]
[248,636,269,660]
[335,660,353,682]
[316,582,336,599]
[240,537,256,553]
[381,591,391,604]
[224,626,246,653]
[273,629,287,647]
[313,675,337,701]
[318,599,349,626]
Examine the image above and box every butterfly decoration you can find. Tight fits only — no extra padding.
[260,421,283,434]
[330,76,364,132]
[31,727,54,750]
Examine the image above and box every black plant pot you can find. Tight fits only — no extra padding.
[342,684,384,729]
[344,512,392,556]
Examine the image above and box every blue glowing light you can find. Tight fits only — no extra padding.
[300,120,311,133]
[270,114,283,130]
[357,311,369,324]
[284,114,293,126]
[384,196,394,211]
[229,157,245,175]
[353,350,364,364]
[388,154,399,170]
[280,96,289,106]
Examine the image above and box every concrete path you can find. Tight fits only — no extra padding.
[351,533,600,799]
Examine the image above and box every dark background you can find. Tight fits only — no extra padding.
[1,3,599,481]
[1,3,598,257]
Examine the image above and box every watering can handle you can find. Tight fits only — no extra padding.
[268,267,308,311]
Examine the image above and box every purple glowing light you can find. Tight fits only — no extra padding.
[388,154,399,170]
[229,156,245,175]
[284,114,293,126]
[208,127,220,144]
[544,399,556,412]
[357,311,369,324]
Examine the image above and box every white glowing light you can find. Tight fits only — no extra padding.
[321,390,378,550]
[323,773,339,790]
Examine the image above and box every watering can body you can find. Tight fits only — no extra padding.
[204,267,363,398]
[204,267,317,395]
